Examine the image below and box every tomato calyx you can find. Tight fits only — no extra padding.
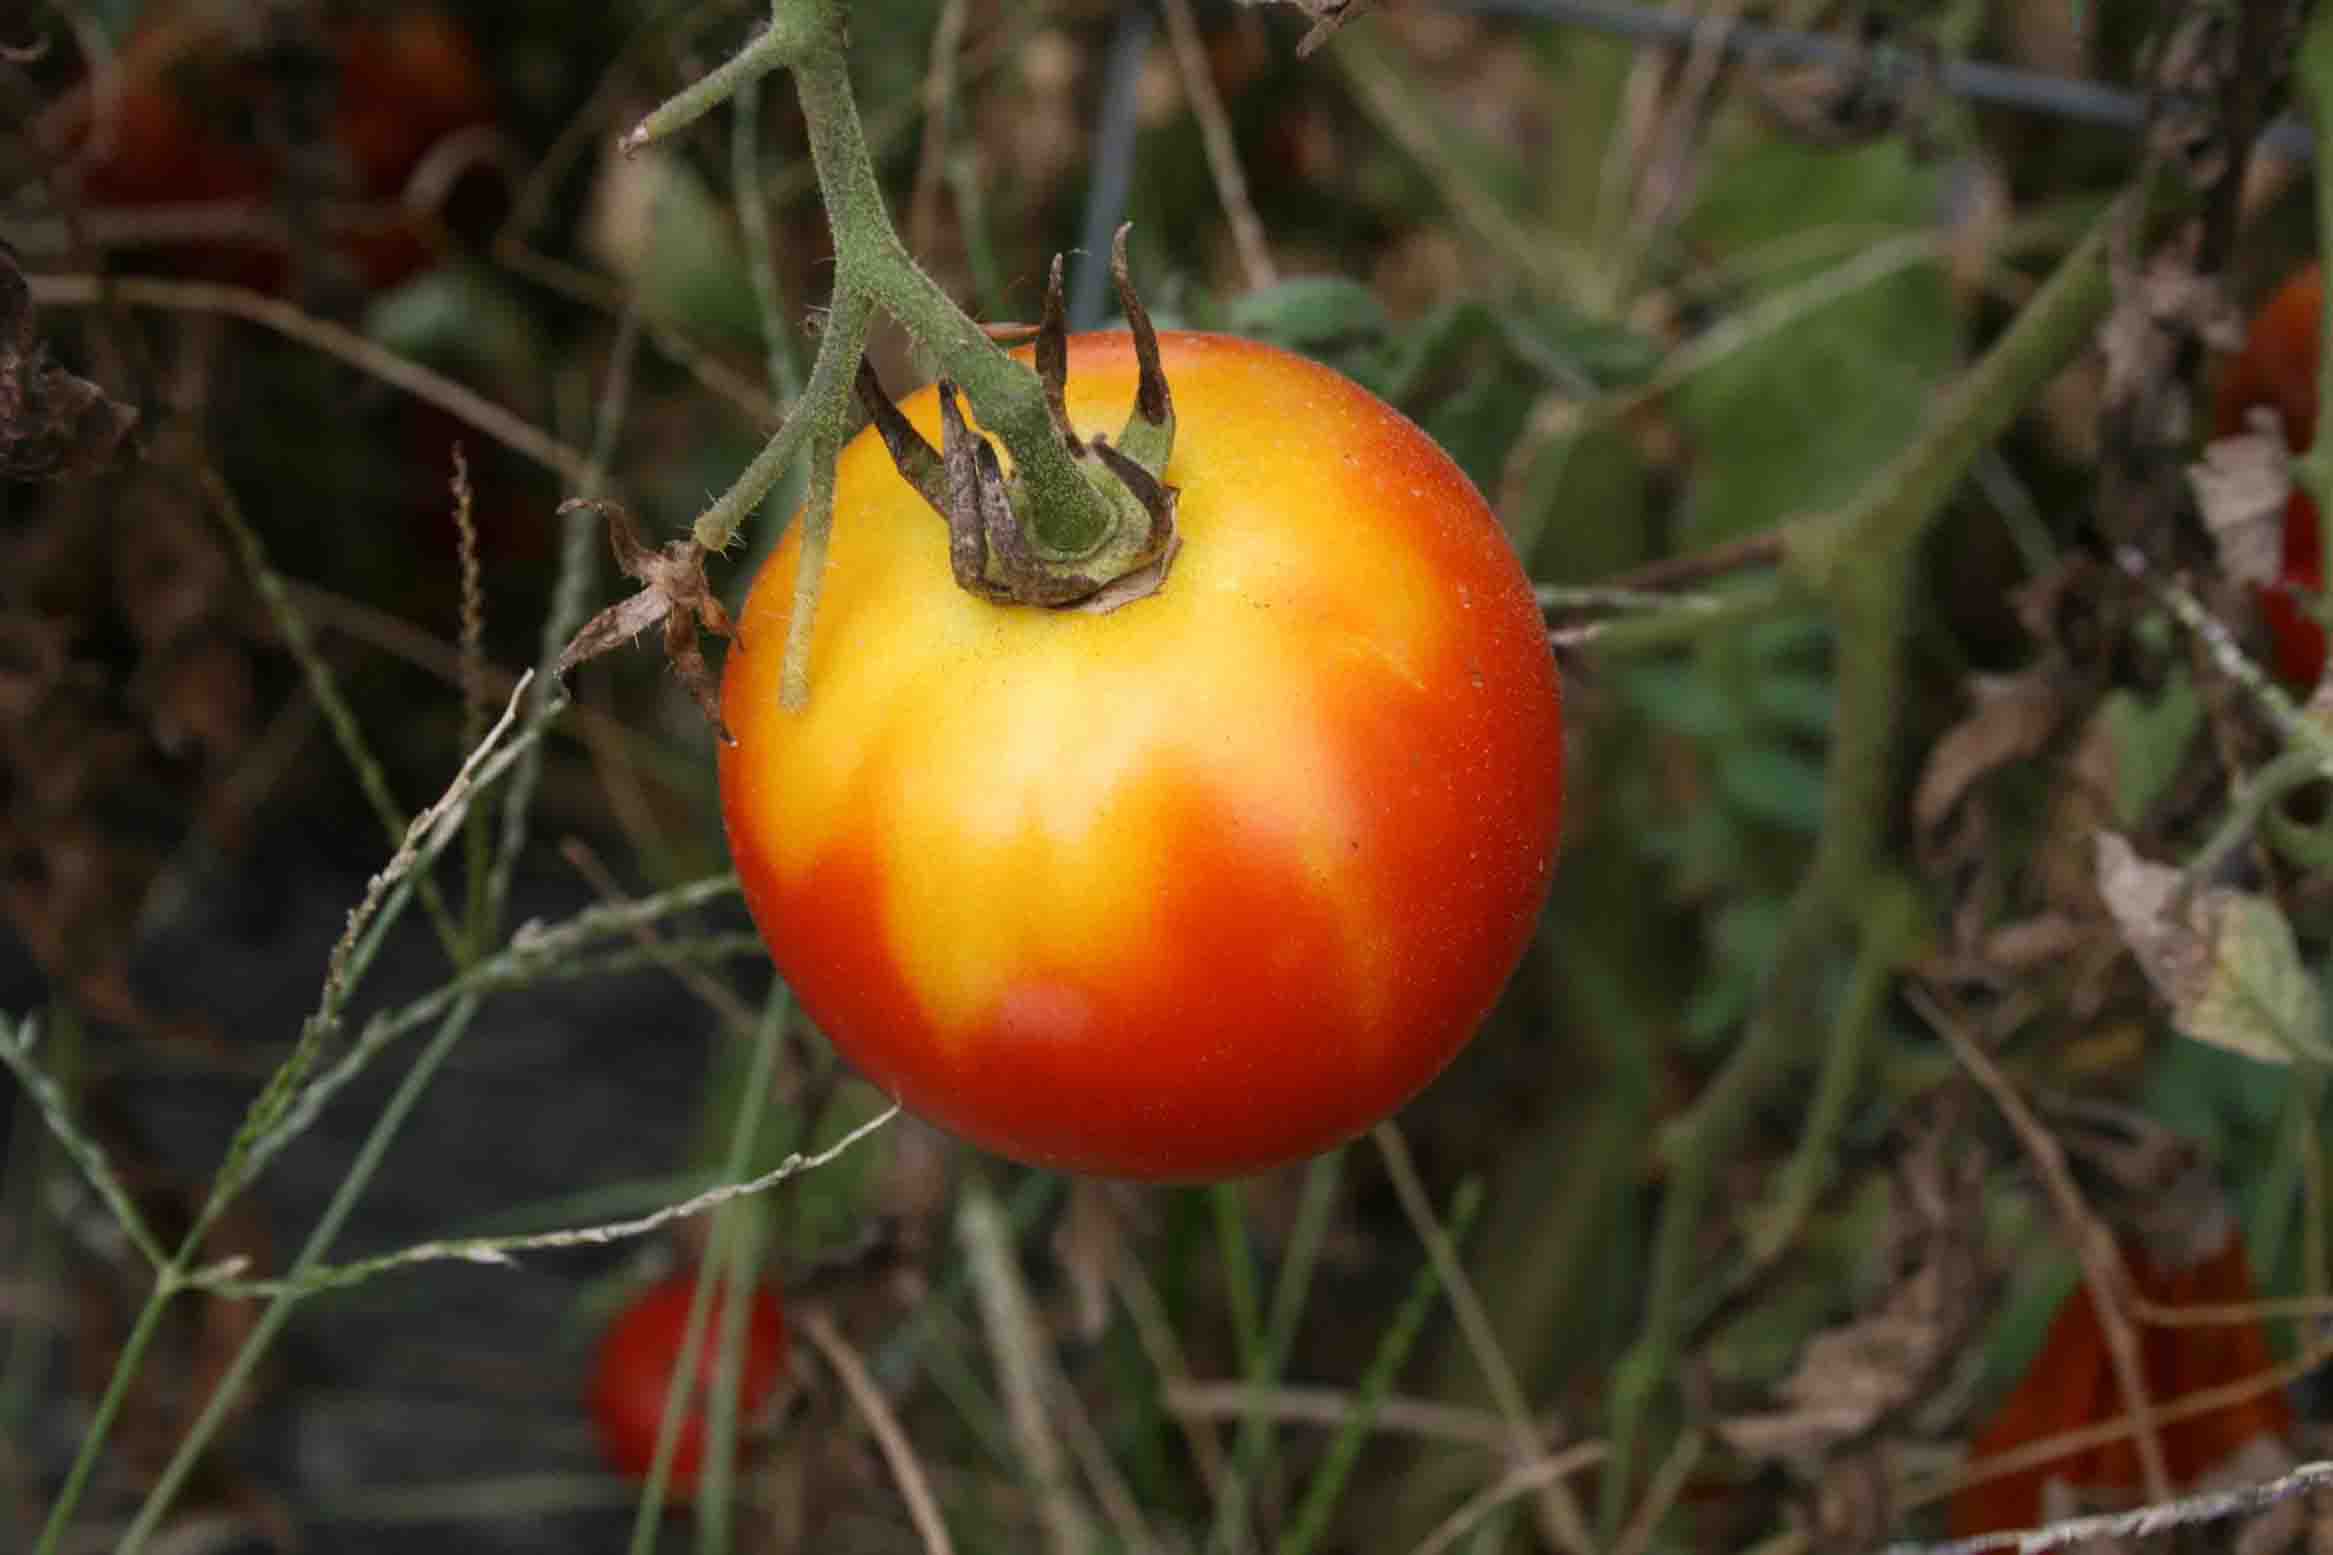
[856,226,1181,612]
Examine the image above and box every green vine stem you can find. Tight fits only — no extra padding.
[628,0,1170,701]
[1596,204,2117,1539]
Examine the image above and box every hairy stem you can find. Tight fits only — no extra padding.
[672,0,1121,567]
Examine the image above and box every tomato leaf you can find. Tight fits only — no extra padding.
[2096,833,2333,1067]
[1675,138,1959,545]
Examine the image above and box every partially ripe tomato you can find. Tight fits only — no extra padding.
[589,1272,789,1498]
[2215,263,2325,687]
[720,333,1564,1180]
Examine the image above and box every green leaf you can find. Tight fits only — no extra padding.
[585,148,763,344]
[363,263,542,388]
[1717,744,1830,833]
[1617,664,1735,738]
[2100,677,2202,828]
[1749,673,1836,735]
[1675,138,1960,545]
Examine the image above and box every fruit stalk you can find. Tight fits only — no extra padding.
[629,0,1166,693]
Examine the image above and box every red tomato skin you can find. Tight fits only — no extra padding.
[1949,1231,2290,1538]
[589,1273,788,1498]
[2216,264,2326,687]
[721,332,1565,1181]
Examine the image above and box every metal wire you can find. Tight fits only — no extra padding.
[1431,0,2315,161]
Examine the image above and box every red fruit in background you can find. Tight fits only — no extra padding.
[49,7,494,293]
[2215,264,2326,687]
[589,1272,790,1499]
[329,8,498,288]
[1950,1214,2292,1538]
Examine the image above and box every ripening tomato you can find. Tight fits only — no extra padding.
[2215,263,2325,687]
[589,1271,789,1498]
[720,332,1565,1180]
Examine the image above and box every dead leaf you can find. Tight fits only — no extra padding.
[1983,915,2090,972]
[2191,414,2293,591]
[1914,671,2065,834]
[2095,832,2330,1065]
[1719,1136,1984,1470]
[0,240,137,480]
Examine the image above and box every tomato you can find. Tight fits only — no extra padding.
[589,1271,789,1498]
[1949,1218,2289,1538]
[720,332,1564,1180]
[59,8,493,293]
[2215,263,2325,687]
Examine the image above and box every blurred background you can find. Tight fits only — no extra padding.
[3,1,2328,1551]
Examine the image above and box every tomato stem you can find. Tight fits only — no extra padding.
[637,0,1178,634]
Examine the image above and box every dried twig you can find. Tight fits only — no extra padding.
[191,1106,897,1298]
[803,1311,957,1555]
[956,1180,1095,1555]
[24,273,591,483]
[1884,1457,2333,1555]
[1912,985,2174,1508]
[1913,1325,2333,1516]
[1166,1381,1540,1453]
[1161,0,1278,290]
[907,0,971,260]
[1406,1444,1610,1555]
[1373,1123,1593,1555]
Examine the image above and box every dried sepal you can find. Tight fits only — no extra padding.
[1036,254,1082,452]
[1110,225,1174,473]
[555,499,738,743]
[1087,433,1176,554]
[855,356,948,513]
[936,383,1015,603]
[977,440,1097,606]
[867,237,1182,611]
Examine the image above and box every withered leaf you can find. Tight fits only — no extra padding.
[1717,1308,1946,1464]
[1913,670,2064,834]
[2191,412,2292,591]
[2095,832,2331,1066]
[1719,1137,1982,1470]
[0,241,136,481]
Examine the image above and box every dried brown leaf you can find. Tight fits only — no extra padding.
[2095,833,2330,1065]
[1913,671,2065,834]
[0,241,136,481]
[1718,1137,1984,1470]
[1983,914,2090,972]
[2192,414,2293,591]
